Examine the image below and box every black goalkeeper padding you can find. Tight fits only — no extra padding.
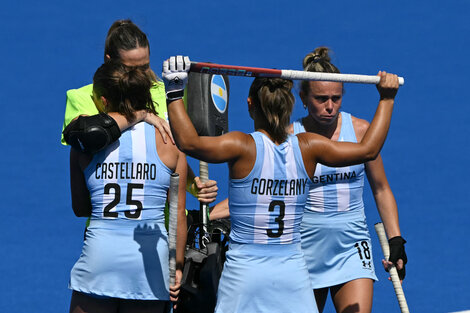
[63,113,121,154]
[177,243,222,313]
[177,213,230,313]
[186,72,229,136]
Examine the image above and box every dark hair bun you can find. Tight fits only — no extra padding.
[265,78,293,92]
[303,46,332,70]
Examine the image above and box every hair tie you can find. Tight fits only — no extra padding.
[312,54,322,63]
[265,79,286,92]
[117,21,131,27]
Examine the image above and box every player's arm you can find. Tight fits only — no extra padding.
[63,110,173,154]
[104,110,174,145]
[69,148,92,217]
[209,198,230,220]
[367,159,400,237]
[352,115,401,239]
[169,98,248,163]
[366,157,407,279]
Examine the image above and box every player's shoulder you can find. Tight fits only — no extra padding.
[221,131,255,151]
[226,131,252,141]
[295,132,330,160]
[153,126,184,166]
[158,134,180,155]
[350,114,370,139]
[296,131,325,145]
[66,84,93,99]
[287,123,294,135]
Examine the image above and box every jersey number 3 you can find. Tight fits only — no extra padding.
[266,200,285,238]
[103,183,143,219]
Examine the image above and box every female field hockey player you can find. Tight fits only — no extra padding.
[290,47,407,313]
[62,19,217,202]
[162,55,399,313]
[69,61,186,313]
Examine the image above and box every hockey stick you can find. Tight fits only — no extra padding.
[168,173,180,287]
[190,61,405,85]
[374,223,410,313]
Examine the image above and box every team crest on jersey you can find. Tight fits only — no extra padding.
[210,75,227,114]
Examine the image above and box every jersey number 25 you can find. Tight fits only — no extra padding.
[103,183,143,219]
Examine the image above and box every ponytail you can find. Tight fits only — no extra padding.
[249,78,294,143]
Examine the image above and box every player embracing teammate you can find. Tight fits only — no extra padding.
[62,19,405,313]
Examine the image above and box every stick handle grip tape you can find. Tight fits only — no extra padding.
[199,161,209,234]
[168,173,180,287]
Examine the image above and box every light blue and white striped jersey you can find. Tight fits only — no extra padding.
[228,132,312,244]
[293,112,365,214]
[84,122,171,222]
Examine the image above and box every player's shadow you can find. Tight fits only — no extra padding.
[340,303,360,313]
[133,223,167,297]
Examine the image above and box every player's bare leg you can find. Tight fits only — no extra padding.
[330,278,373,313]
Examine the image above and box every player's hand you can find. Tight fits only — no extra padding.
[376,71,399,100]
[191,176,218,204]
[162,55,190,101]
[382,236,407,282]
[169,269,183,308]
[144,112,175,144]
[382,259,405,284]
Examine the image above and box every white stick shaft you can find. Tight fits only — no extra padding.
[281,70,405,86]
[374,223,410,313]
[191,61,405,85]
[199,161,209,235]
[168,173,180,287]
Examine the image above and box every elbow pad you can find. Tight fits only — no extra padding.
[63,113,121,154]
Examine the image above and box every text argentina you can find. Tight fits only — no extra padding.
[312,170,357,184]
